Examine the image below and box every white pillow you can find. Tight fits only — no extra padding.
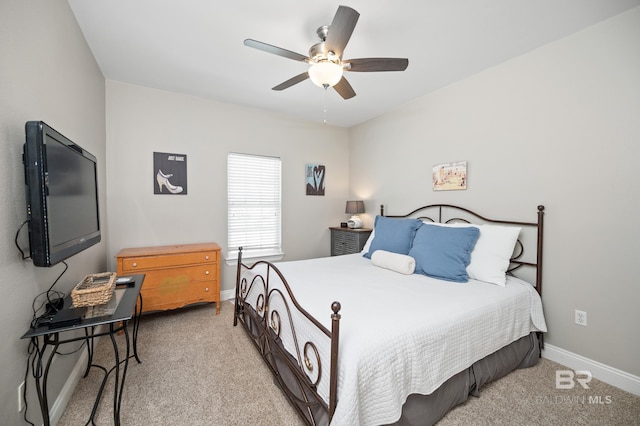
[371,250,416,275]
[423,221,520,286]
[361,229,375,253]
[467,224,521,286]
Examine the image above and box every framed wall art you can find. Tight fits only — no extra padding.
[433,161,467,191]
[154,152,187,195]
[306,164,325,196]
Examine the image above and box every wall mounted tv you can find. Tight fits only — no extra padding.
[23,121,101,267]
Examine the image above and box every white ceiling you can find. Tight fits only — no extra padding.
[68,0,639,128]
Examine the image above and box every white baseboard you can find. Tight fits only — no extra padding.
[221,289,235,301]
[542,344,640,396]
[49,349,89,426]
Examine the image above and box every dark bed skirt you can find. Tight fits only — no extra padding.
[389,332,540,425]
[237,305,540,426]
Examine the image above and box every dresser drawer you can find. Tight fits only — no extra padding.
[141,282,217,312]
[139,265,216,289]
[120,250,218,272]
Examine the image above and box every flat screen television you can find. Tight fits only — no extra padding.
[23,121,101,267]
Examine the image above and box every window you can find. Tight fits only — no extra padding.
[227,153,282,262]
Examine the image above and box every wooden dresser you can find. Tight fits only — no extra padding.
[115,242,221,315]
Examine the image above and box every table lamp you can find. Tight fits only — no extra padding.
[345,200,365,229]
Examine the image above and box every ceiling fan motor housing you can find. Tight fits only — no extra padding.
[309,42,339,63]
[309,25,341,64]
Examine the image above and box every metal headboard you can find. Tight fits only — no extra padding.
[381,204,545,296]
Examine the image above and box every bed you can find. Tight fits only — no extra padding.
[233,203,546,425]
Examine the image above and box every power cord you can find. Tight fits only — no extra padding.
[22,344,36,426]
[14,219,30,260]
[15,219,66,318]
[24,260,86,424]
[31,261,68,326]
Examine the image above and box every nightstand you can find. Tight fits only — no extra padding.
[329,227,373,256]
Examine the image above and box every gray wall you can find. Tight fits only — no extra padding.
[104,81,350,292]
[0,1,106,424]
[349,7,640,377]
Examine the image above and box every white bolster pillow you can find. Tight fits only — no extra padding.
[371,250,416,275]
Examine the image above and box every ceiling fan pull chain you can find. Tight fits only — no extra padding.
[323,87,328,125]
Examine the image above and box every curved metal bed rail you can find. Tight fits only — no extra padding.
[233,248,341,424]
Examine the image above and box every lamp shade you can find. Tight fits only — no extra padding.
[308,61,343,87]
[345,200,365,214]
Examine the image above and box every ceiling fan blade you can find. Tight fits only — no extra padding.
[345,58,409,72]
[244,39,309,62]
[272,72,309,91]
[333,77,356,100]
[325,6,360,59]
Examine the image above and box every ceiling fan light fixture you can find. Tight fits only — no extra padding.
[308,61,343,88]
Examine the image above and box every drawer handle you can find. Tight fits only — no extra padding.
[205,255,209,260]
[205,271,210,275]
[132,262,137,267]
[205,287,209,292]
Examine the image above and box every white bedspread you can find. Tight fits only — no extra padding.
[240,253,546,426]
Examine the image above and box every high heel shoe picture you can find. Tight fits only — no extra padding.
[156,170,183,194]
[153,152,188,195]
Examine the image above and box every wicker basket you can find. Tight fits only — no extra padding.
[71,272,117,307]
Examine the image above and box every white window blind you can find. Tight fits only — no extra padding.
[227,153,282,261]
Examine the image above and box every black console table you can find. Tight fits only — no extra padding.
[22,274,145,426]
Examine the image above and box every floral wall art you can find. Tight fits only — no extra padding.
[154,152,187,195]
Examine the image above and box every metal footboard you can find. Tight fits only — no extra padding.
[233,248,341,425]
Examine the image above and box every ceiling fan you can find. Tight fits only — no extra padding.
[244,5,409,100]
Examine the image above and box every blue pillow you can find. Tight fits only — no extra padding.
[364,216,423,259]
[408,224,480,282]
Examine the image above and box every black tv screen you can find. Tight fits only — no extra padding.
[23,121,101,267]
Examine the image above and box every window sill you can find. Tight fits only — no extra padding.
[225,251,285,266]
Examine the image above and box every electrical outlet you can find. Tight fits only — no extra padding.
[18,381,25,412]
[575,309,587,327]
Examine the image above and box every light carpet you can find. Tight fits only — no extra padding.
[57,302,639,425]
